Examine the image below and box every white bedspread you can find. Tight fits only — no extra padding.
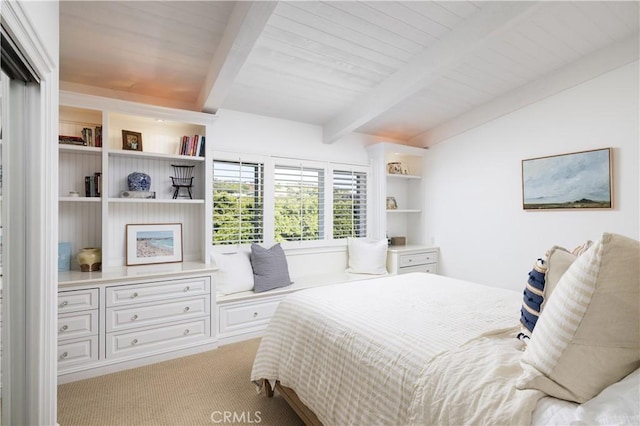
[407,326,543,425]
[251,273,529,425]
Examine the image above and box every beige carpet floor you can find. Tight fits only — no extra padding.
[57,339,303,426]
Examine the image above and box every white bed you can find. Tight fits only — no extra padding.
[251,272,639,425]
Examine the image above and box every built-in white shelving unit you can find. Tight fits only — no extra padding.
[56,92,219,381]
[367,142,427,245]
[58,91,217,273]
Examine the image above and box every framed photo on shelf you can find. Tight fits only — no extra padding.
[386,196,398,210]
[387,162,403,174]
[122,130,143,151]
[126,223,183,266]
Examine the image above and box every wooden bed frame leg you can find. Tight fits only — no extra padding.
[264,379,274,398]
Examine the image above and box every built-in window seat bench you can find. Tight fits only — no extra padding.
[215,247,380,344]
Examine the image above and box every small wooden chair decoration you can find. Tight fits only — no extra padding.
[171,165,194,199]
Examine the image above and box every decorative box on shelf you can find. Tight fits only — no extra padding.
[120,191,156,199]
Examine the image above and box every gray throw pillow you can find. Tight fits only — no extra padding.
[250,243,292,293]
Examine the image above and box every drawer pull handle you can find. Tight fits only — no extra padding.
[131,292,139,299]
[184,306,190,312]
[60,352,68,359]
[184,329,190,335]
[131,314,138,321]
[184,286,190,292]
[60,325,68,332]
[60,300,68,307]
[253,312,258,318]
[131,339,138,346]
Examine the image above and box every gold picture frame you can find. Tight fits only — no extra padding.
[122,130,143,151]
[522,147,612,210]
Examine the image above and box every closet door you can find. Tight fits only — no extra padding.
[1,22,53,423]
[1,64,29,426]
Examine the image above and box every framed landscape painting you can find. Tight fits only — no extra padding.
[126,223,183,265]
[522,148,612,210]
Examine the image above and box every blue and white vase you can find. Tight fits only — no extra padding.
[127,172,151,191]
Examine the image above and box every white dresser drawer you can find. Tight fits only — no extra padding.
[219,298,282,336]
[106,318,210,359]
[106,277,210,307]
[398,251,438,268]
[106,296,210,332]
[58,288,99,313]
[398,263,437,275]
[58,310,98,341]
[58,336,98,370]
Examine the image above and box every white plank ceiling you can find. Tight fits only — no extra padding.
[59,1,639,146]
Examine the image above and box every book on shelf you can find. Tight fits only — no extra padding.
[178,134,206,157]
[95,126,102,148]
[84,172,101,197]
[82,127,93,146]
[59,135,86,146]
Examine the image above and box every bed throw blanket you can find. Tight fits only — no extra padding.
[408,326,544,425]
[252,274,540,425]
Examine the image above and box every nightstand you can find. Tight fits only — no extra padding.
[387,245,438,275]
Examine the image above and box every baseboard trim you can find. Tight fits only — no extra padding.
[57,340,218,384]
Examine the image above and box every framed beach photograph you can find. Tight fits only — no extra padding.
[126,223,183,266]
[522,148,612,210]
[122,130,143,151]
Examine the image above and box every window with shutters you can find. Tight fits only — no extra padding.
[333,169,367,239]
[212,155,369,247]
[274,164,324,242]
[212,160,264,245]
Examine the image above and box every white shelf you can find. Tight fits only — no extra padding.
[108,150,205,162]
[59,145,102,154]
[387,209,421,213]
[386,173,421,180]
[108,198,204,204]
[58,261,218,287]
[59,197,101,202]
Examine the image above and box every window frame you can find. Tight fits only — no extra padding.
[331,165,369,240]
[211,152,371,252]
[211,152,267,249]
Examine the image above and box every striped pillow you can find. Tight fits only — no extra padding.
[519,258,547,338]
[542,246,576,308]
[518,233,640,403]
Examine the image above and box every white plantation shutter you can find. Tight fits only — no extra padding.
[333,169,368,238]
[212,160,264,245]
[274,164,325,242]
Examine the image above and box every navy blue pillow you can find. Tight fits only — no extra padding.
[520,258,547,336]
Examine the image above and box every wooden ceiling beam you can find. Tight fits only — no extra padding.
[321,1,542,144]
[197,1,277,113]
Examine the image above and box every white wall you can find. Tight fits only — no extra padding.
[424,61,639,291]
[19,1,60,58]
[210,109,373,165]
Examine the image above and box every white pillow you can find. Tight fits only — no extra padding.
[346,237,388,275]
[518,233,640,403]
[212,251,254,295]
